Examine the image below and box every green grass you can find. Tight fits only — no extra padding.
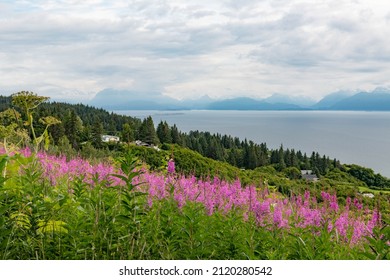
[359,186,390,195]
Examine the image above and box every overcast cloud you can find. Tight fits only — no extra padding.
[1,0,390,101]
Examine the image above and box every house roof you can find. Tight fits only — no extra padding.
[301,169,318,181]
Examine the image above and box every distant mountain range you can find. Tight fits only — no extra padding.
[206,97,302,110]
[88,88,390,111]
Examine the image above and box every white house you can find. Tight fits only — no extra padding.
[362,193,375,199]
[101,135,120,143]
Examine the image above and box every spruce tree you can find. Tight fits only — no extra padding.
[156,121,172,144]
[91,119,104,148]
[171,124,182,145]
[121,123,134,143]
[278,145,286,170]
[63,110,83,149]
[139,116,159,145]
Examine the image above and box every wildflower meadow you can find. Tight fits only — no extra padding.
[0,148,388,259]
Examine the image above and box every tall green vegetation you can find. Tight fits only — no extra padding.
[0,108,29,154]
[346,164,390,190]
[6,91,61,153]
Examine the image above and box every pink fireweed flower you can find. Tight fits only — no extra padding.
[321,191,339,212]
[273,204,288,228]
[253,200,271,226]
[334,212,349,239]
[247,186,258,212]
[167,159,175,173]
[273,206,283,227]
[304,190,310,207]
[367,209,381,232]
[321,191,331,202]
[329,195,339,212]
[180,175,198,201]
[351,220,367,244]
[296,195,303,208]
[345,197,351,211]
[327,222,333,233]
[297,208,322,228]
[174,190,186,209]
[20,147,32,157]
[353,198,363,210]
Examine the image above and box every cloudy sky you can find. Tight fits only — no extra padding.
[1,0,390,102]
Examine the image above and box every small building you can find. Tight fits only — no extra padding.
[101,135,120,143]
[152,145,161,152]
[134,140,161,151]
[301,170,319,182]
[135,140,150,147]
[362,193,374,199]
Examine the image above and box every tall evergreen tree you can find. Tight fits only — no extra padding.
[270,150,279,165]
[91,119,104,148]
[303,153,311,170]
[63,110,83,149]
[245,141,258,169]
[206,138,224,160]
[290,149,299,169]
[227,148,237,166]
[121,123,135,143]
[285,148,292,167]
[48,122,65,145]
[156,121,172,144]
[278,145,286,170]
[234,137,241,148]
[139,116,159,145]
[171,124,182,145]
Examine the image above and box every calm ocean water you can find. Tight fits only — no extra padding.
[115,110,390,178]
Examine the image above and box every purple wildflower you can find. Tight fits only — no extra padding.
[167,159,175,173]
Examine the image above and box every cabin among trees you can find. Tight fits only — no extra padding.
[301,170,319,182]
[101,135,120,143]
